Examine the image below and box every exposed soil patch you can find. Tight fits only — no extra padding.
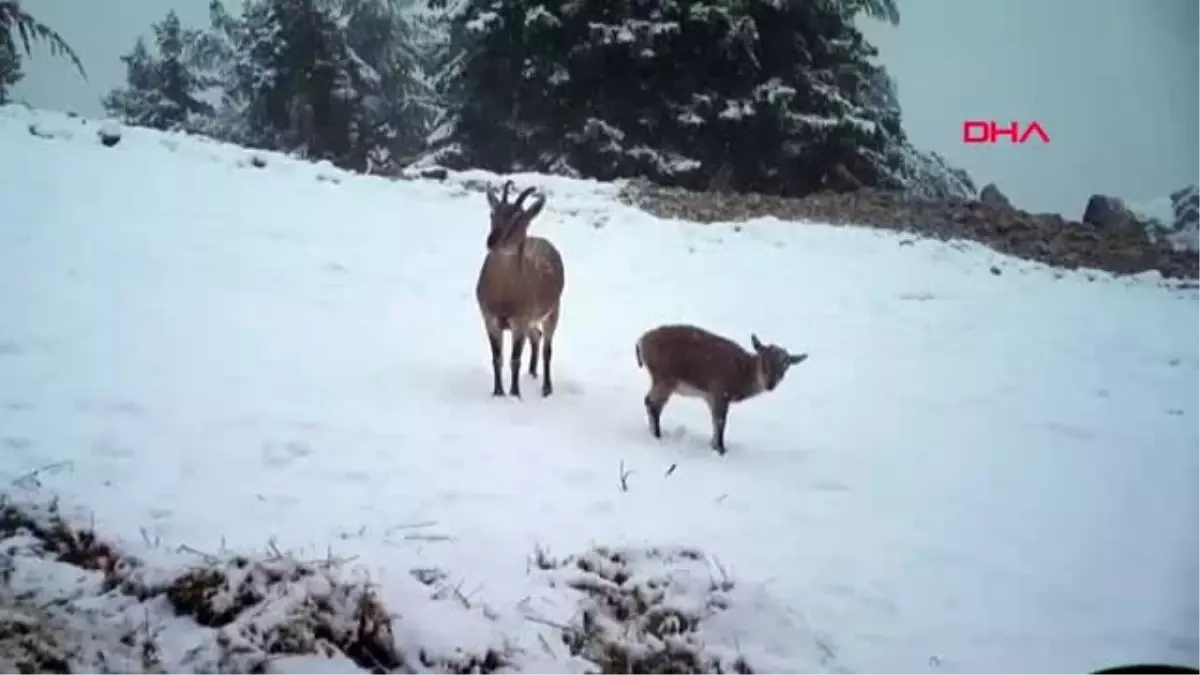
[618,181,1199,279]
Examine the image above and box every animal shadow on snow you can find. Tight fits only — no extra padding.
[406,362,809,467]
[409,361,586,405]
[618,411,818,467]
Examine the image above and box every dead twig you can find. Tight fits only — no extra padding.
[11,460,73,488]
[522,613,571,632]
[384,520,438,534]
[176,544,218,564]
[664,463,677,477]
[537,632,557,658]
[139,526,160,548]
[403,533,455,543]
[618,460,633,493]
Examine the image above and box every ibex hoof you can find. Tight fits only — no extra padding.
[509,388,522,398]
[542,385,553,397]
[711,442,727,456]
[491,388,505,397]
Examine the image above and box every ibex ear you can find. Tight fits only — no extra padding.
[788,352,808,365]
[486,185,500,210]
[750,334,764,352]
[523,194,546,221]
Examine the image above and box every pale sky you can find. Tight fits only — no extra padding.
[11,0,1199,218]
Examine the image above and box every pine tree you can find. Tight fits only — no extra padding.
[153,10,213,128]
[104,11,215,131]
[102,38,166,127]
[193,0,434,172]
[426,0,917,196]
[0,31,21,104]
[0,1,85,80]
[339,0,440,171]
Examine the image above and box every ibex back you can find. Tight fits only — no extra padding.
[476,180,566,398]
[636,324,807,454]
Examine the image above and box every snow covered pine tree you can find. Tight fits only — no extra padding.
[104,10,214,132]
[174,0,435,172]
[0,33,19,104]
[427,0,959,198]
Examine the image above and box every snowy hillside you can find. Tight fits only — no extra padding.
[0,106,1197,674]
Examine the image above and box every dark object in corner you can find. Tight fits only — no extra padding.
[1093,665,1199,674]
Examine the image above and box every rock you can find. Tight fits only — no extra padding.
[417,167,449,181]
[979,183,1010,208]
[97,121,122,148]
[1081,194,1142,233]
[618,181,1198,279]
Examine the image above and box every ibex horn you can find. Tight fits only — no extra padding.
[500,180,515,203]
[514,186,539,209]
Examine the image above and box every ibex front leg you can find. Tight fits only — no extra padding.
[509,330,526,398]
[485,317,504,397]
[708,394,731,456]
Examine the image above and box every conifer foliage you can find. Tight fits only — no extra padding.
[0,33,20,104]
[0,0,86,103]
[105,0,437,174]
[97,0,974,198]
[103,11,214,132]
[425,0,970,198]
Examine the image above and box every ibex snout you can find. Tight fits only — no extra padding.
[485,228,504,250]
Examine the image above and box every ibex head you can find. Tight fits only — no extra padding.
[486,180,546,252]
[750,334,807,392]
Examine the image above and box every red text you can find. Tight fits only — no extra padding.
[962,120,1051,144]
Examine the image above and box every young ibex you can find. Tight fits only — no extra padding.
[635,324,808,455]
[476,180,565,398]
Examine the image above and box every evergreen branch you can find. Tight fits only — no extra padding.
[0,0,86,79]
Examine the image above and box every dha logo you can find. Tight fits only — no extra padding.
[962,120,1051,144]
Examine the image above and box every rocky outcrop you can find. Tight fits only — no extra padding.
[1082,194,1143,233]
[618,180,1198,279]
[979,183,1010,208]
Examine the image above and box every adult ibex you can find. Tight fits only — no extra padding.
[476,180,565,398]
[635,324,808,455]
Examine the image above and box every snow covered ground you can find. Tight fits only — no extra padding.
[0,105,1197,673]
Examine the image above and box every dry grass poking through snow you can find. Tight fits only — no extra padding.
[0,493,513,674]
[528,545,755,674]
[0,489,766,674]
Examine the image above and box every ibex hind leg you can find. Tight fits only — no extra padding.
[540,307,560,397]
[644,380,674,439]
[527,325,542,379]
